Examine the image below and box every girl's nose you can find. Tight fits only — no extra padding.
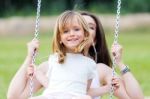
[69,30,75,36]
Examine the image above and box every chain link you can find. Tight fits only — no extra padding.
[29,76,34,97]
[109,0,121,98]
[34,0,41,39]
[114,0,121,44]
[29,0,41,97]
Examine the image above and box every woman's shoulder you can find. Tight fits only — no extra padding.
[97,63,112,71]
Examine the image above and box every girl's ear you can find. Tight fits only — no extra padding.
[60,41,62,44]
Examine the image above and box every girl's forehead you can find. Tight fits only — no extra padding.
[62,17,82,29]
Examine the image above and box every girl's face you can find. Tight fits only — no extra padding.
[60,17,85,53]
[82,15,96,43]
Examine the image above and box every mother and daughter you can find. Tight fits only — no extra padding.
[7,10,144,99]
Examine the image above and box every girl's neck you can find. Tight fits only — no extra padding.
[66,49,80,54]
[84,47,90,56]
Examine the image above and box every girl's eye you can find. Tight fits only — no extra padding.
[74,28,80,31]
[64,30,69,33]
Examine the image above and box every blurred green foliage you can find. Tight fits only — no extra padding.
[0,0,150,17]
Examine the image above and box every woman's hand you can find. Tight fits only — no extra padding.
[106,76,120,92]
[111,77,120,91]
[27,39,39,58]
[27,64,36,78]
[27,64,49,88]
[111,43,123,66]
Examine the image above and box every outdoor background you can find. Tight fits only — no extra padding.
[0,0,150,99]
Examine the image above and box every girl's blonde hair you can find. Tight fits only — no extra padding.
[52,10,90,63]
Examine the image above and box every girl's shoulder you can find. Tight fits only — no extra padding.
[68,53,96,64]
[82,55,96,64]
[48,53,58,60]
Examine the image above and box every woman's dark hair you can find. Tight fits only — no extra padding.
[80,11,112,67]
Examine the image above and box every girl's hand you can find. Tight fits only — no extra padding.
[111,43,123,66]
[27,39,39,57]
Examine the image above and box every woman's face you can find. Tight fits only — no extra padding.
[82,15,96,43]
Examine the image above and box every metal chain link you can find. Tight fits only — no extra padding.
[29,75,34,97]
[109,0,121,99]
[29,0,42,97]
[34,0,41,39]
[114,0,121,44]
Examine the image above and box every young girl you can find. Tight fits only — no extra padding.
[27,11,97,99]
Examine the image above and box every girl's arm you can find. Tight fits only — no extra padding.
[87,84,109,97]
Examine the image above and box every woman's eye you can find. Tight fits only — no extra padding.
[89,27,95,30]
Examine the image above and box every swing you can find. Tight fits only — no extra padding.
[29,0,41,97]
[110,0,121,98]
[29,0,122,98]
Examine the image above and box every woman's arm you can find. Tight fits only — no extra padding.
[117,63,144,99]
[7,39,48,99]
[7,59,49,99]
[97,63,130,99]
[111,43,144,99]
[7,56,43,99]
[88,77,120,97]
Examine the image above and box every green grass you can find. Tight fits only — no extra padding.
[0,28,150,98]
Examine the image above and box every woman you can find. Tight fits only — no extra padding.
[80,11,144,99]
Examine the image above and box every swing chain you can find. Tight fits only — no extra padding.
[34,0,41,39]
[114,0,121,44]
[29,0,41,97]
[109,0,121,98]
[29,76,34,97]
